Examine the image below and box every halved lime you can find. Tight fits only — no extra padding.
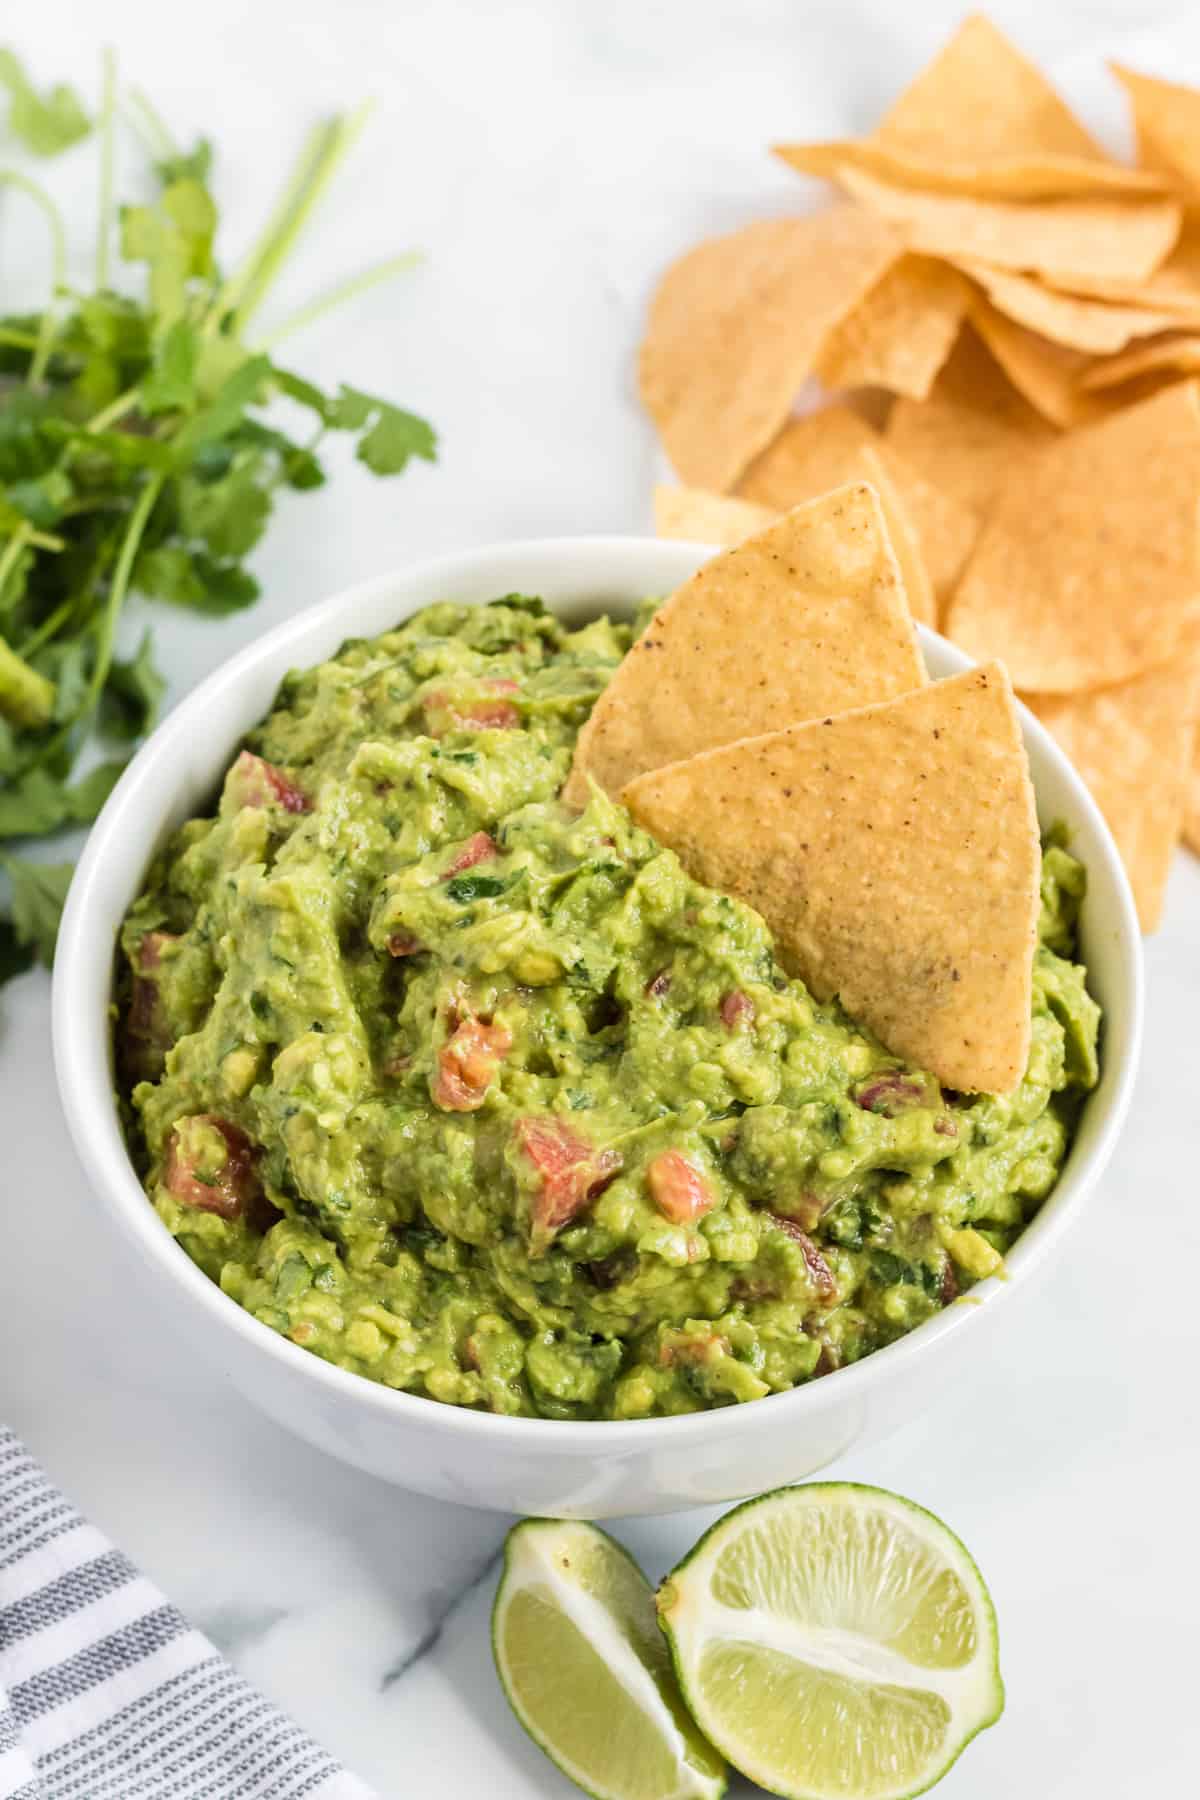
[656,1483,1003,1800]
[492,1518,726,1800]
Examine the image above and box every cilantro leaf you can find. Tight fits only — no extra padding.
[329,385,437,475]
[171,354,271,458]
[177,451,271,558]
[141,318,199,415]
[101,632,165,739]
[0,49,90,156]
[134,545,259,615]
[0,767,69,838]
[120,178,217,324]
[0,913,34,984]
[2,855,73,964]
[65,757,126,821]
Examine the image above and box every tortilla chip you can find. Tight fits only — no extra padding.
[1080,330,1200,390]
[737,405,977,600]
[847,446,935,627]
[638,211,904,492]
[654,487,777,547]
[1040,218,1200,311]
[1184,724,1200,856]
[564,483,925,807]
[624,663,1040,1094]
[837,163,1182,285]
[652,463,932,631]
[957,258,1199,352]
[886,325,1057,518]
[1111,64,1200,197]
[1025,642,1200,930]
[777,16,1161,199]
[948,382,1200,692]
[969,300,1109,427]
[815,256,970,400]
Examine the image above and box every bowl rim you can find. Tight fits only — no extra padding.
[52,533,1145,1450]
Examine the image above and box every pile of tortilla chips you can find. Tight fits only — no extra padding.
[571,484,1043,1097]
[643,12,1200,930]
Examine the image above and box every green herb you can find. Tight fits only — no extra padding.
[0,53,436,985]
[1,856,73,965]
[445,874,508,904]
[0,50,91,156]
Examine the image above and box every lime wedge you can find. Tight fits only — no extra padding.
[656,1483,1003,1800]
[492,1518,727,1800]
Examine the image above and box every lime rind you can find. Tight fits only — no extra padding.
[657,1482,1004,1800]
[493,1517,727,1800]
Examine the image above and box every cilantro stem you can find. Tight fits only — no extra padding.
[218,102,373,337]
[95,48,117,292]
[0,170,66,384]
[126,87,177,161]
[17,594,74,658]
[255,250,422,350]
[75,471,164,733]
[85,389,140,433]
[0,327,39,351]
[0,523,32,606]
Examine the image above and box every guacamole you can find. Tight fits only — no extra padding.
[117,596,1101,1420]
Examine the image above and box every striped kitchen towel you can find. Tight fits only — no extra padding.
[0,1428,374,1800]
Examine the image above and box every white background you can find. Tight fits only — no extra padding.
[3,2,1199,1795]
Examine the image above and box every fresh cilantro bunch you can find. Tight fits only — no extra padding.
[0,52,436,984]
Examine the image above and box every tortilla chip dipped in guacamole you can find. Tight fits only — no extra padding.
[118,584,1099,1421]
[565,483,924,807]
[623,663,1041,1095]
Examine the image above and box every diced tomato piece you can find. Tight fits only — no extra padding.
[854,1073,926,1117]
[124,931,180,1076]
[432,1016,512,1112]
[165,1115,262,1222]
[659,1329,729,1369]
[443,831,496,877]
[423,679,520,736]
[940,1259,960,1305]
[386,931,424,958]
[225,750,310,814]
[719,989,755,1029]
[769,1214,836,1301]
[647,1151,714,1225]
[645,968,672,998]
[512,1117,623,1243]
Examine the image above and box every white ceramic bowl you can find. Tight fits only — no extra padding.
[53,538,1143,1518]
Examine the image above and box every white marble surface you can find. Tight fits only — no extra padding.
[3,1,1199,1794]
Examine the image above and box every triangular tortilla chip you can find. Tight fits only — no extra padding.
[778,17,1161,199]
[638,211,903,492]
[1025,640,1200,931]
[948,383,1200,692]
[837,163,1182,285]
[958,258,1200,352]
[664,453,934,625]
[564,483,925,806]
[1040,219,1200,311]
[1111,64,1200,196]
[1081,330,1200,390]
[624,663,1040,1094]
[814,256,970,400]
[970,300,1110,427]
[737,405,977,600]
[886,325,1057,518]
[1184,725,1200,856]
[654,486,777,547]
[849,446,936,627]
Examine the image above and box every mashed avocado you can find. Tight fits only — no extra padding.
[117,596,1100,1420]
